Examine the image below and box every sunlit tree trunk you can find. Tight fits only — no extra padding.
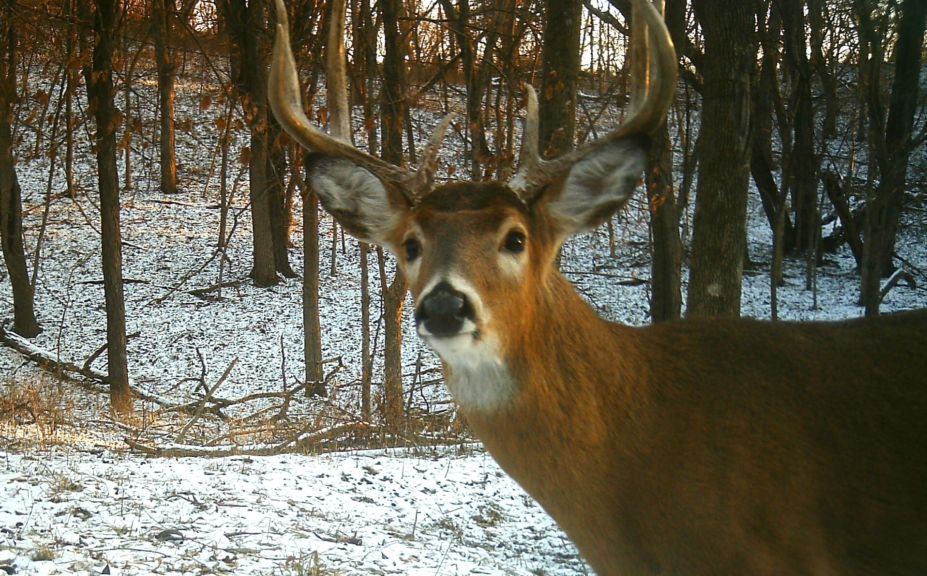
[539,0,582,158]
[152,0,178,194]
[380,0,406,433]
[82,0,132,412]
[218,0,293,286]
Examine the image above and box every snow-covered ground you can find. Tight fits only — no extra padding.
[1,445,586,575]
[2,66,926,575]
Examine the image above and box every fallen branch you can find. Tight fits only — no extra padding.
[880,268,917,302]
[125,422,370,457]
[188,280,243,300]
[1,322,109,389]
[174,357,238,443]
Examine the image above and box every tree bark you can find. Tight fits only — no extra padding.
[539,0,582,158]
[302,178,324,395]
[82,0,132,412]
[645,0,682,322]
[152,0,178,194]
[686,0,757,318]
[0,0,40,337]
[379,0,406,433]
[781,0,818,254]
[218,0,293,286]
[859,0,925,315]
[438,0,489,178]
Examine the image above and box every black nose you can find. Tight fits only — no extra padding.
[416,282,473,338]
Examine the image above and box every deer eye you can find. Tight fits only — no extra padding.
[404,238,422,262]
[502,230,526,254]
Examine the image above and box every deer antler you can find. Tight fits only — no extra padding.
[509,0,676,202]
[268,0,452,205]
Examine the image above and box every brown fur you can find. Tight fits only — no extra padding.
[391,180,927,576]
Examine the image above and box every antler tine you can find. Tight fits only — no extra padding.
[508,84,547,199]
[407,112,455,201]
[268,0,408,186]
[325,0,351,142]
[269,0,453,204]
[508,0,676,201]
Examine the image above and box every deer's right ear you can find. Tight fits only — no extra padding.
[307,156,408,246]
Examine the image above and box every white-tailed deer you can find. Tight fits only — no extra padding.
[269,0,927,573]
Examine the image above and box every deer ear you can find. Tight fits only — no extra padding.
[307,156,408,246]
[544,138,647,238]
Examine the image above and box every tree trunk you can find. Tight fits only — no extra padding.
[378,247,405,433]
[438,0,489,178]
[539,0,582,158]
[644,0,682,323]
[153,0,178,194]
[83,0,132,412]
[646,123,681,322]
[859,0,925,315]
[751,2,797,252]
[218,0,291,286]
[302,175,324,395]
[781,0,818,254]
[64,0,78,198]
[360,241,371,421]
[686,0,757,318]
[379,0,406,433]
[0,2,40,337]
[356,0,376,422]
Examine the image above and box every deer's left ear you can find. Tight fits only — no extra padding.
[543,138,647,238]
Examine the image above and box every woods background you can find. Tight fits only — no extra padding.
[0,0,924,425]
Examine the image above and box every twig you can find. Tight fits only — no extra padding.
[83,331,140,373]
[188,280,243,300]
[174,357,238,444]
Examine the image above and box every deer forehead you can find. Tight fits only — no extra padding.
[396,185,539,295]
[406,183,532,249]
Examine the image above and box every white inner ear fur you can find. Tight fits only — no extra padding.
[309,159,401,243]
[547,141,646,235]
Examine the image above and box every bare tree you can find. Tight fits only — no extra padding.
[152,0,179,194]
[647,0,682,321]
[858,0,925,315]
[686,0,758,318]
[539,0,582,158]
[218,0,293,286]
[781,0,818,256]
[379,0,408,432]
[81,0,132,412]
[0,0,40,337]
[438,0,490,178]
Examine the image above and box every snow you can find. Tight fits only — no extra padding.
[1,448,584,575]
[2,64,926,575]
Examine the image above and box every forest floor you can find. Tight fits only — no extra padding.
[2,74,926,575]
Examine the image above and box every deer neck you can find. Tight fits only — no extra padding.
[444,271,641,481]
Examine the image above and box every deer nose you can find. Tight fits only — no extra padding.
[416,282,472,338]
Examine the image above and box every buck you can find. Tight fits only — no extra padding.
[269,0,927,573]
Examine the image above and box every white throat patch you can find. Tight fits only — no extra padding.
[416,275,515,411]
[431,333,515,412]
